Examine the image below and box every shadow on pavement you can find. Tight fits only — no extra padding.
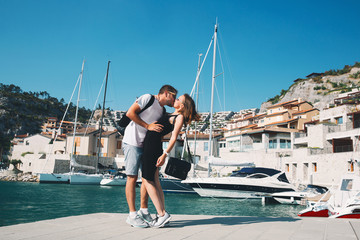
[167,216,300,228]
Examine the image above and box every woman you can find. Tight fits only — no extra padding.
[141,94,200,228]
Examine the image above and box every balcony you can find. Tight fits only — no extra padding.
[294,132,308,145]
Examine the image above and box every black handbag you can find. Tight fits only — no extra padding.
[164,135,192,180]
[164,157,191,180]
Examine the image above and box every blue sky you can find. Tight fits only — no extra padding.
[1,0,360,113]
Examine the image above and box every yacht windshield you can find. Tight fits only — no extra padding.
[230,167,281,178]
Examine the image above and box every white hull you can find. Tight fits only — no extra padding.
[272,192,307,205]
[70,173,103,185]
[183,174,295,199]
[193,188,265,199]
[100,178,126,186]
[329,205,360,218]
[39,173,70,184]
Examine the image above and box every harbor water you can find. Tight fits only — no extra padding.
[0,181,305,227]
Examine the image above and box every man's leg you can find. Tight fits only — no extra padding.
[125,175,138,212]
[123,144,148,227]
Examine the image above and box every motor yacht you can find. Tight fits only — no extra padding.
[100,173,127,186]
[182,167,296,199]
[272,184,328,205]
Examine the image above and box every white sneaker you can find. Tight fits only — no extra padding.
[150,212,171,228]
[126,215,149,228]
[137,209,153,223]
[156,214,170,226]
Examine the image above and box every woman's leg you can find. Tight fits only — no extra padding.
[142,176,165,216]
[154,168,165,213]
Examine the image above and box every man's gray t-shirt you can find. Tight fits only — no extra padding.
[122,94,163,148]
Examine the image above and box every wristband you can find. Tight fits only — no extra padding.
[163,150,169,156]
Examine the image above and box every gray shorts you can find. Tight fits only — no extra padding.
[123,143,143,176]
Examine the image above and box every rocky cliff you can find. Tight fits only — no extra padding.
[260,65,360,112]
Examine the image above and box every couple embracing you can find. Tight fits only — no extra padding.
[122,85,200,228]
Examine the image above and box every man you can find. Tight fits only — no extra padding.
[122,85,177,228]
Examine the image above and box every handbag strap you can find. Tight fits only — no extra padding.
[183,134,193,163]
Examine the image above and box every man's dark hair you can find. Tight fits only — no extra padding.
[159,85,177,96]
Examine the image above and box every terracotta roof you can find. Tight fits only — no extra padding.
[186,133,222,140]
[99,130,118,137]
[239,124,258,130]
[267,99,299,109]
[292,108,318,115]
[67,128,98,135]
[304,120,319,125]
[265,118,298,127]
[255,113,267,118]
[266,111,288,118]
[14,134,29,138]
[244,126,300,135]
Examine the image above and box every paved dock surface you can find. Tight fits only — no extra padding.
[1,213,359,240]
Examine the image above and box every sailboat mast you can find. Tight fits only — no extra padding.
[194,53,202,160]
[70,60,85,172]
[97,60,111,173]
[209,22,218,159]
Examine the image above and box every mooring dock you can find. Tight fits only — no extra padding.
[1,213,359,240]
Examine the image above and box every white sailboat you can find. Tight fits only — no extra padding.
[39,60,89,184]
[182,22,295,198]
[69,61,111,185]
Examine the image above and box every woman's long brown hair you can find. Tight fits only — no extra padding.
[180,94,200,126]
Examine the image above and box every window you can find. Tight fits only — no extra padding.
[204,142,208,151]
[285,164,290,172]
[97,139,104,148]
[292,163,297,180]
[75,137,81,147]
[303,163,309,181]
[336,117,343,124]
[228,140,240,149]
[340,179,353,191]
[312,162,317,172]
[269,139,277,149]
[348,162,354,172]
[280,139,291,149]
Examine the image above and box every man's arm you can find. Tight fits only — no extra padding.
[126,102,163,132]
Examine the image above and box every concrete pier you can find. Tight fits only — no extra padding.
[0,213,359,240]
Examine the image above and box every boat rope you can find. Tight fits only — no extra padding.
[82,73,106,137]
[40,72,81,173]
[189,35,214,97]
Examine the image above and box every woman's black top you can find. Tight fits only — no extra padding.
[141,113,178,181]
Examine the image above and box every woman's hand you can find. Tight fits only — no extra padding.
[156,154,167,167]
